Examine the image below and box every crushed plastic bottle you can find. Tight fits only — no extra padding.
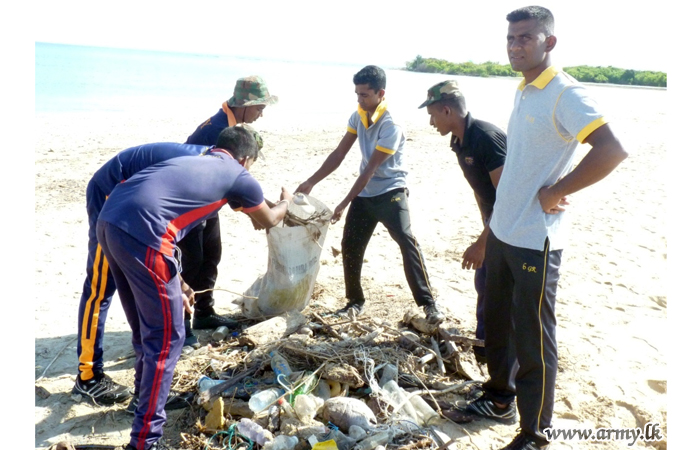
[380,380,419,423]
[347,425,367,440]
[292,393,324,422]
[354,431,391,450]
[237,418,271,446]
[313,379,332,400]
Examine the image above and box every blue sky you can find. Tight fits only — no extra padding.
[33,0,667,72]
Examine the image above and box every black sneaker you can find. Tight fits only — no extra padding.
[73,374,131,406]
[337,301,364,318]
[462,396,517,425]
[126,390,195,414]
[192,312,238,330]
[499,431,549,449]
[423,304,445,325]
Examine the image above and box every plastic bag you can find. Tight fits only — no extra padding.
[237,194,331,318]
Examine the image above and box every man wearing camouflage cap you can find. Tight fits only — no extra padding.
[180,76,277,344]
[420,80,507,363]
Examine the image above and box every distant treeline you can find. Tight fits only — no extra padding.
[405,55,667,88]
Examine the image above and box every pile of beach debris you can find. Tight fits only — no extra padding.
[168,305,486,450]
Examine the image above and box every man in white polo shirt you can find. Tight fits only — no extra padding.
[296,65,444,325]
[462,6,628,450]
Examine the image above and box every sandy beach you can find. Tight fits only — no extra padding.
[34,79,667,450]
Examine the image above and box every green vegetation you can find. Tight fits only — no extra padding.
[405,55,667,88]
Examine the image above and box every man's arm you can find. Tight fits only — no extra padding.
[462,165,504,270]
[330,149,393,223]
[248,198,277,230]
[538,124,628,214]
[296,132,357,195]
[247,188,294,228]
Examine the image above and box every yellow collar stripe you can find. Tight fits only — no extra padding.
[357,99,388,129]
[518,66,559,91]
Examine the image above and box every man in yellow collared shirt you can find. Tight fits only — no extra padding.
[462,7,628,450]
[296,65,444,325]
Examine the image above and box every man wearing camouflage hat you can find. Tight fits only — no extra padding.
[420,80,507,363]
[180,76,277,344]
[186,76,278,145]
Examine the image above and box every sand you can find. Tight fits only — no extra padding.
[34,82,666,449]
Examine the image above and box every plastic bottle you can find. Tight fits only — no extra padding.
[381,380,419,423]
[354,431,391,450]
[270,351,293,379]
[312,379,332,400]
[290,372,317,405]
[315,429,356,450]
[249,387,285,413]
[347,425,367,441]
[198,375,222,392]
[212,326,229,341]
[379,364,398,387]
[237,418,270,446]
[278,397,298,419]
[408,393,440,426]
[263,435,298,450]
[293,394,323,422]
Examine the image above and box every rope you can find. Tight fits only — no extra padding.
[205,423,254,450]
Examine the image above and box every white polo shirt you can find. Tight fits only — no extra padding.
[490,67,607,251]
[347,100,407,197]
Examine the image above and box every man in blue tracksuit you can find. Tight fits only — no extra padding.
[97,126,291,449]
[74,142,209,405]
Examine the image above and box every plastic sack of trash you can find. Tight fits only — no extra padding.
[236,194,331,318]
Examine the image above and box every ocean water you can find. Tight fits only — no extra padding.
[35,42,522,129]
[35,42,665,132]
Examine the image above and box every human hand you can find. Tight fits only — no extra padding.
[462,240,486,270]
[331,203,346,224]
[180,278,195,315]
[280,187,293,202]
[538,185,570,214]
[296,180,314,195]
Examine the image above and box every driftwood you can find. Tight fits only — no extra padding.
[439,328,484,347]
[239,311,307,347]
[312,312,343,339]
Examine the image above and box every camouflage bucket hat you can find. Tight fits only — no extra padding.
[236,123,265,160]
[418,80,463,108]
[227,76,279,108]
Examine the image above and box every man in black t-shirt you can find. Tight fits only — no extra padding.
[420,80,507,361]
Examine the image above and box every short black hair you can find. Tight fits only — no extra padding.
[215,126,259,160]
[506,5,554,36]
[433,95,467,116]
[353,65,386,92]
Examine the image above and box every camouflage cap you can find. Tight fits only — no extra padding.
[227,76,279,108]
[418,80,463,108]
[236,123,265,160]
